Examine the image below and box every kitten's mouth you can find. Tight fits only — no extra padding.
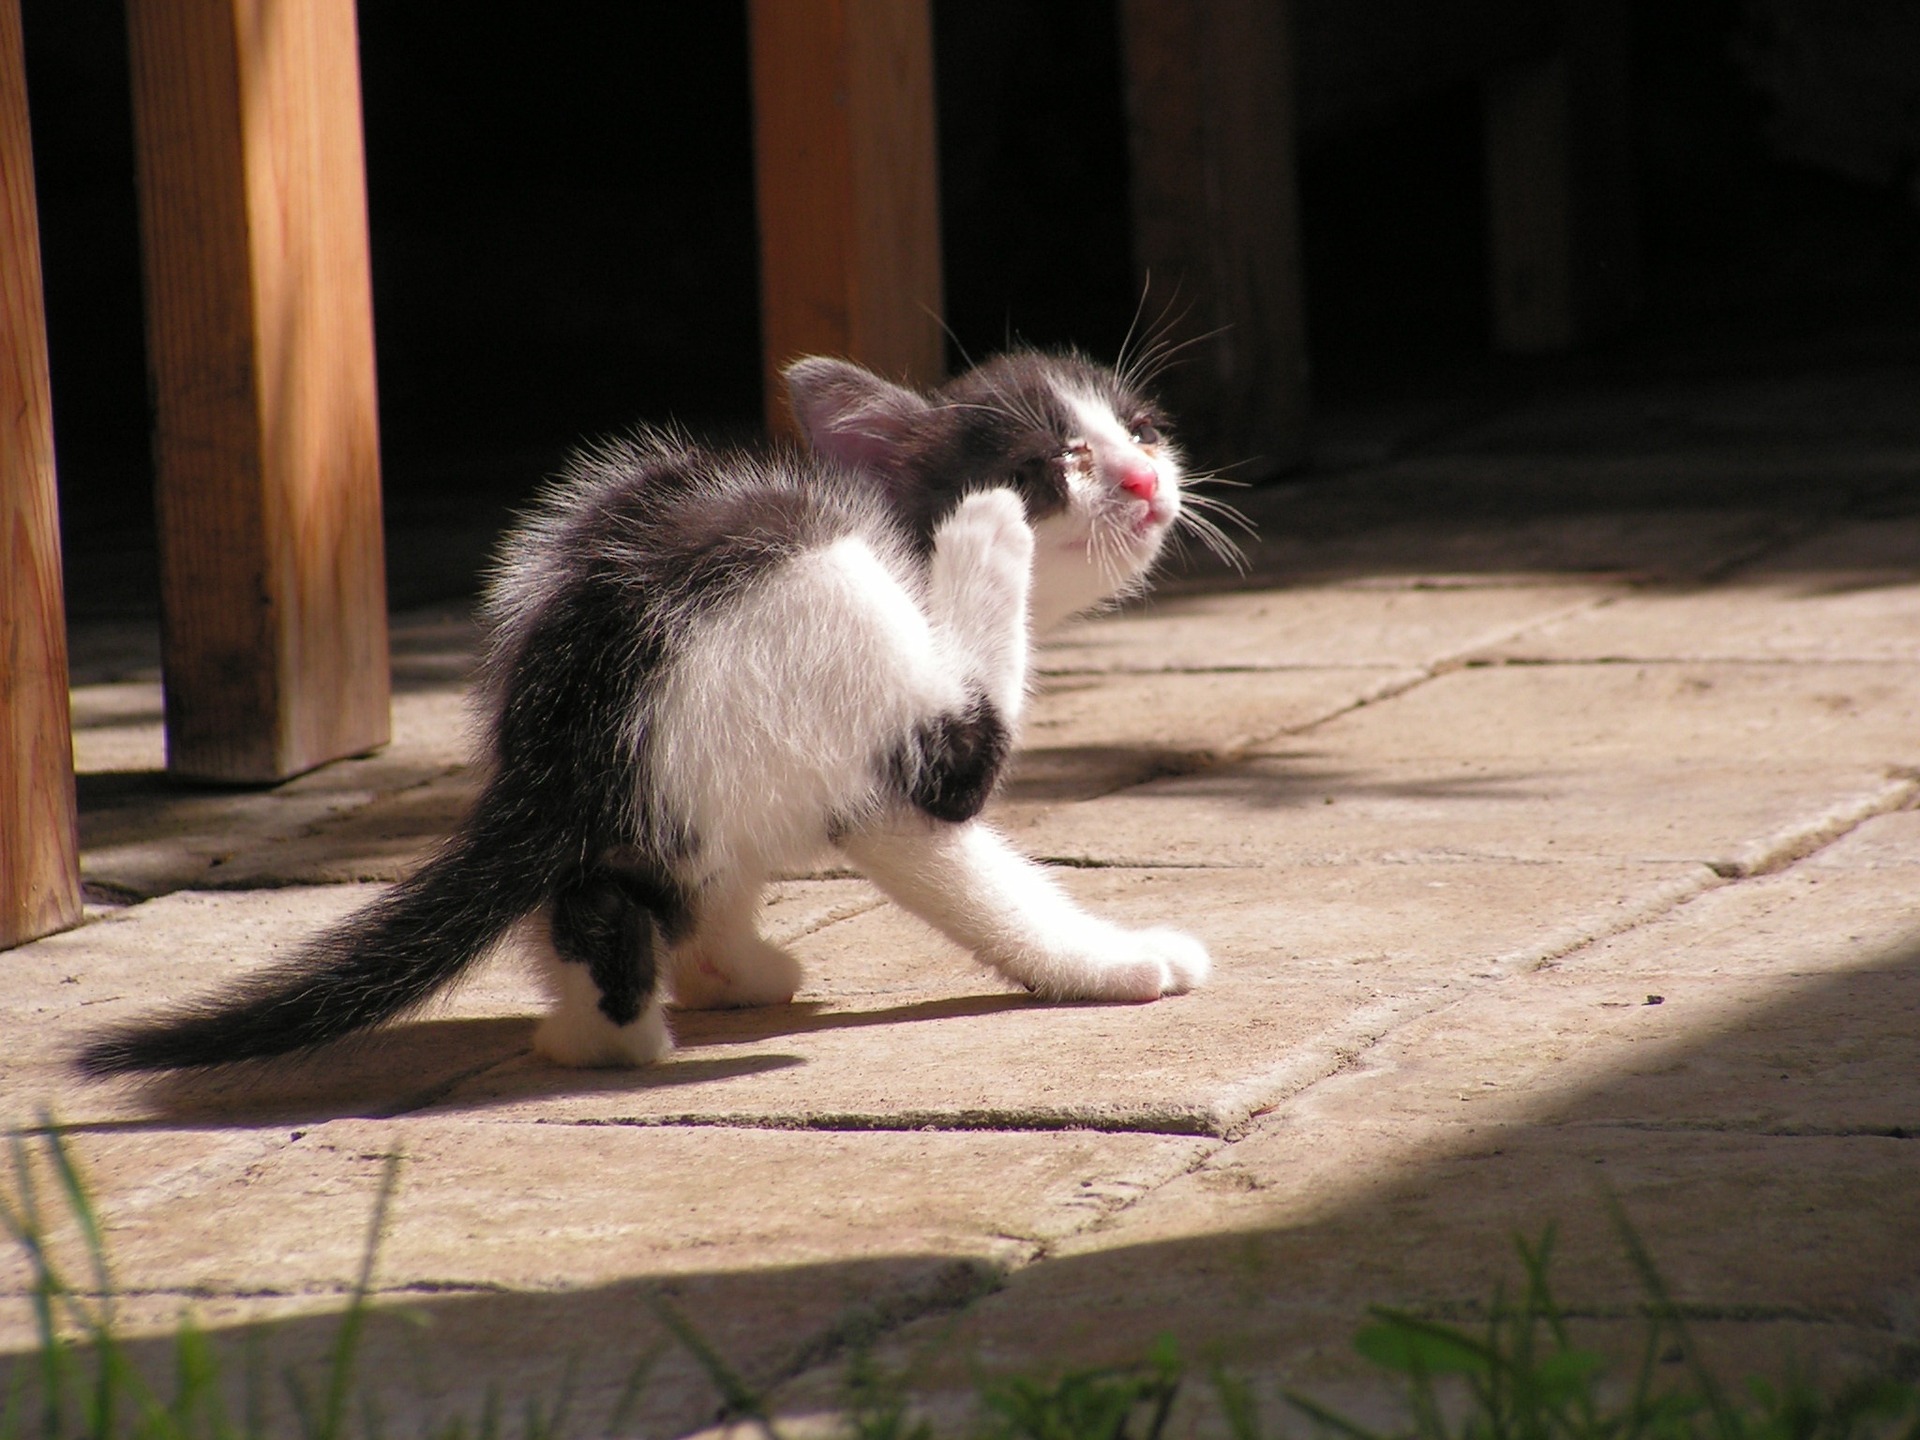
[1130,499,1174,538]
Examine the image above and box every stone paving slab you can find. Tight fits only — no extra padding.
[759,801,1920,1424]
[1014,752,1912,876]
[0,1119,1207,1438]
[1039,584,1611,671]
[1014,661,1920,872]
[1002,667,1419,810]
[405,856,1712,1136]
[820,1126,1919,1410]
[1263,661,1920,766]
[1182,495,1804,592]
[12,858,1710,1138]
[0,1120,1206,1310]
[1465,509,1920,664]
[76,687,477,898]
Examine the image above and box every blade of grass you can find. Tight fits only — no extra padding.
[647,1290,784,1440]
[314,1153,403,1440]
[1604,1193,1742,1440]
[1280,1386,1392,1440]
[600,1344,663,1440]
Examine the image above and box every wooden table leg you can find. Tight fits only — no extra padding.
[126,0,389,784]
[749,0,944,432]
[1,0,82,950]
[1120,0,1310,478]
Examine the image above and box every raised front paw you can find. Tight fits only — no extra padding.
[929,489,1033,619]
[929,489,1033,715]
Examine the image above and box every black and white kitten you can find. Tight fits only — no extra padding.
[81,350,1214,1075]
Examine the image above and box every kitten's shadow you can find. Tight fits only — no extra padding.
[82,1016,803,1132]
[79,993,1034,1132]
[671,990,1036,1046]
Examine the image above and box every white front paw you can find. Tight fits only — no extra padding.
[1007,925,1212,1003]
[1140,927,1210,994]
[930,490,1033,611]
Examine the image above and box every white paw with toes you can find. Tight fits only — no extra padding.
[669,934,804,1010]
[1001,925,1211,1004]
[931,488,1034,599]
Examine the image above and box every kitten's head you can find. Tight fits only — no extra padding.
[786,350,1198,627]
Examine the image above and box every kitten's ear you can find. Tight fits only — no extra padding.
[783,357,932,473]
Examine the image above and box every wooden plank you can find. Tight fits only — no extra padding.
[1483,2,1637,352]
[0,0,83,949]
[1119,0,1309,477]
[126,0,389,783]
[749,0,943,432]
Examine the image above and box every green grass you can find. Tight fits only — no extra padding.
[3,1127,1916,1440]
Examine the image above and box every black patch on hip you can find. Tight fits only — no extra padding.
[895,696,1010,823]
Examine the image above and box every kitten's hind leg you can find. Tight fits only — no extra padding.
[838,817,1209,1001]
[530,864,674,1066]
[668,878,805,1011]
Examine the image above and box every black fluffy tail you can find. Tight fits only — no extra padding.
[78,789,559,1075]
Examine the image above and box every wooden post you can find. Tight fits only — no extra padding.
[1483,1,1637,352]
[1120,0,1310,477]
[126,0,389,783]
[1,0,82,948]
[749,0,944,432]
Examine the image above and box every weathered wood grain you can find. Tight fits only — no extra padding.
[749,0,943,433]
[126,0,389,782]
[0,0,82,949]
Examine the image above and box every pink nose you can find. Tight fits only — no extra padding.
[1118,462,1158,502]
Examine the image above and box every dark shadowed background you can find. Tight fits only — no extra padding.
[19,0,1920,616]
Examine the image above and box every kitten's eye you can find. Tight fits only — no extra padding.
[1130,421,1162,446]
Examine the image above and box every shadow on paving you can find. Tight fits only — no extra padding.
[7,933,1916,1436]
[60,994,1043,1135]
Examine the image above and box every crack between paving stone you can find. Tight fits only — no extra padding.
[362,1053,530,1120]
[1565,1119,1915,1139]
[706,1155,1234,1433]
[1404,1298,1891,1327]
[680,1257,1010,1438]
[1484,655,1920,668]
[1706,771,1920,879]
[546,1107,1227,1137]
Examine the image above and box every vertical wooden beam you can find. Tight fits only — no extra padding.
[126,0,389,783]
[1483,1,1637,352]
[1120,0,1309,477]
[1,0,81,948]
[749,0,943,431]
